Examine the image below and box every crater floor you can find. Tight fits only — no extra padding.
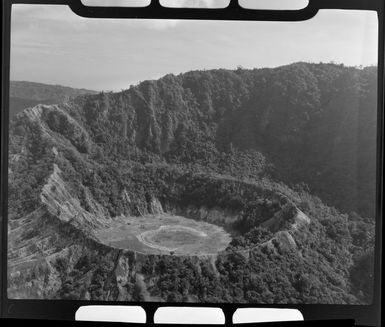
[94,214,232,256]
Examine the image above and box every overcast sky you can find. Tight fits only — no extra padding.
[10,2,378,91]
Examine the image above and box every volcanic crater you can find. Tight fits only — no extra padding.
[95,213,232,256]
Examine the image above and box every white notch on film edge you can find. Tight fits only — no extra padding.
[81,0,151,7]
[233,308,304,324]
[154,307,225,324]
[75,305,146,323]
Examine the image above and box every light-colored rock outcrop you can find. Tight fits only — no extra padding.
[258,203,310,255]
[114,253,132,301]
[23,104,92,153]
[41,164,111,231]
[261,202,310,232]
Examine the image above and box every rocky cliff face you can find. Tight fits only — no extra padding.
[259,205,311,254]
[41,164,111,231]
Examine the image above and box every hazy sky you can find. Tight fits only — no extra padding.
[10,3,378,91]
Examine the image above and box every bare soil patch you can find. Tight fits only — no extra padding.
[94,214,232,256]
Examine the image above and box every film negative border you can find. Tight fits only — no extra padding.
[1,0,383,325]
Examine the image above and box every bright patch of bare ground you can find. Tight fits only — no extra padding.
[94,214,232,256]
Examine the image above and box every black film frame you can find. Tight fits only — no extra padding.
[1,0,383,325]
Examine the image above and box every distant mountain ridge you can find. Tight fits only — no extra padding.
[9,80,97,117]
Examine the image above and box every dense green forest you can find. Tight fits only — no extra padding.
[7,63,376,304]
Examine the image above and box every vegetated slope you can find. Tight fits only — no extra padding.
[8,63,375,304]
[9,81,97,117]
[65,62,376,217]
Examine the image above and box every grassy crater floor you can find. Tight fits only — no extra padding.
[94,214,232,256]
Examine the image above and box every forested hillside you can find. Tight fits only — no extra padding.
[67,62,377,217]
[8,63,376,304]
